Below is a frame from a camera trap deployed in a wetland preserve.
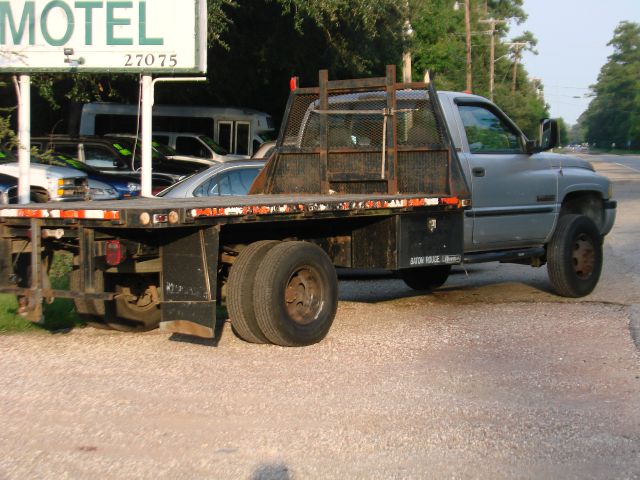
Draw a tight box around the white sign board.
[0,0,207,73]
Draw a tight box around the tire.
[254,241,338,347]
[547,214,603,297]
[227,240,280,343]
[399,265,451,290]
[70,268,111,330]
[105,274,161,332]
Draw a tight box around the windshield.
[197,135,229,155]
[151,140,180,156]
[48,153,101,173]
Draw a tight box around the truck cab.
[437,91,616,254]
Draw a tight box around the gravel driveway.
[1,290,638,479]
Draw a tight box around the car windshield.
[197,135,229,155]
[151,141,180,157]
[47,153,101,173]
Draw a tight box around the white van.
[79,103,275,156]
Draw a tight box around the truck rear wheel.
[547,214,603,297]
[254,241,338,347]
[399,265,451,290]
[70,268,110,329]
[227,240,280,343]
[105,274,161,332]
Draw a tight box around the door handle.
[472,167,485,177]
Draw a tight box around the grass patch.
[0,252,83,334]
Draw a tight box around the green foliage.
[0,0,548,144]
[0,252,82,334]
[410,0,547,136]
[581,21,640,149]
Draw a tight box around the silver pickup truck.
[428,91,616,298]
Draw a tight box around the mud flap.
[160,227,219,338]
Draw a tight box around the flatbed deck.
[0,193,465,227]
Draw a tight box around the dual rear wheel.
[227,240,338,347]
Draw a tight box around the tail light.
[105,240,126,266]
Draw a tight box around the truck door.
[454,101,557,249]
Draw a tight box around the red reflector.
[105,240,126,266]
[289,76,299,91]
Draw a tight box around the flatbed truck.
[0,66,470,346]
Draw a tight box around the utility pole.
[402,1,414,83]
[464,0,472,93]
[454,0,473,92]
[479,18,506,101]
[507,42,529,93]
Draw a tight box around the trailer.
[0,66,470,346]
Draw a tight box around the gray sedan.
[156,160,265,198]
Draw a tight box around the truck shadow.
[338,265,558,305]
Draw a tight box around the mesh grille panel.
[268,82,467,197]
[397,151,449,194]
[269,153,321,194]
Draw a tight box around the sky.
[509,0,640,125]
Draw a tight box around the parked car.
[251,141,276,159]
[152,132,249,163]
[105,134,216,168]
[0,173,49,204]
[40,152,141,199]
[157,160,265,198]
[31,135,205,185]
[0,150,88,202]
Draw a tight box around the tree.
[409,0,546,138]
[582,21,640,149]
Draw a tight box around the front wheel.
[254,241,338,347]
[547,214,603,297]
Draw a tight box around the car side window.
[84,146,123,170]
[152,135,170,145]
[176,136,207,158]
[193,168,260,197]
[52,145,79,158]
[458,105,523,154]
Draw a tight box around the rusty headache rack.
[252,64,470,200]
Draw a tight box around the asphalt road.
[0,154,638,479]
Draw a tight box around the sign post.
[0,0,208,201]
[17,74,30,204]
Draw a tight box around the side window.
[53,145,80,158]
[152,135,170,146]
[218,122,233,152]
[235,122,250,156]
[192,168,260,197]
[84,146,122,170]
[176,136,207,157]
[458,105,523,154]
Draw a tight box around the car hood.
[539,153,595,171]
[0,162,88,179]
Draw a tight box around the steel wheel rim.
[284,266,323,325]
[572,233,595,279]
